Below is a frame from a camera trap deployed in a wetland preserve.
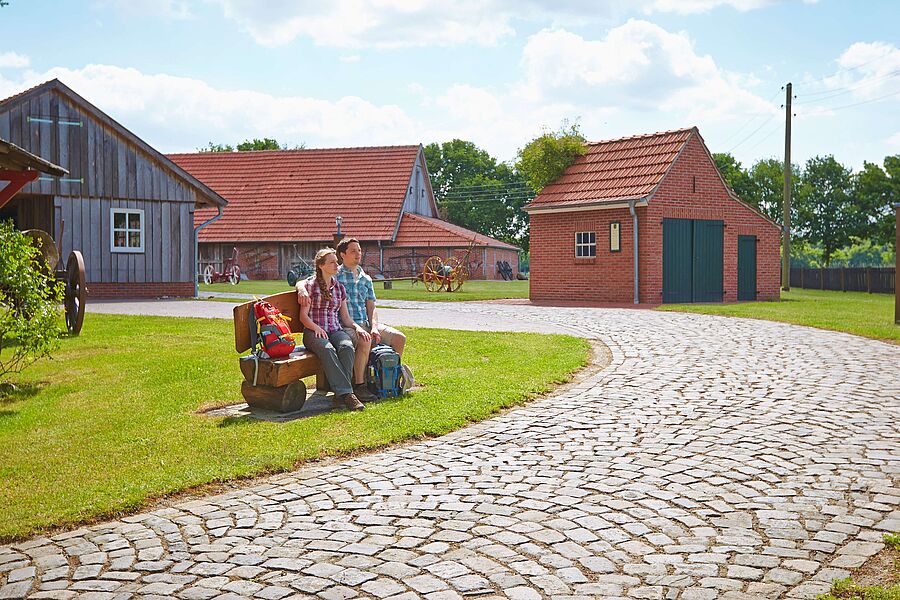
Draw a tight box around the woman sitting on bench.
[297,248,371,411]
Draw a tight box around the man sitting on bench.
[298,237,406,401]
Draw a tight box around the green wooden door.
[663,218,693,303]
[692,220,724,302]
[737,235,757,301]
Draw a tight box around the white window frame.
[575,231,596,258]
[110,208,145,253]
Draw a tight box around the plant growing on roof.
[515,120,587,194]
[0,220,64,388]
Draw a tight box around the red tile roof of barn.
[526,127,696,210]
[394,213,518,250]
[169,145,421,242]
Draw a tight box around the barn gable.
[0,79,225,207]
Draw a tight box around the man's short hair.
[336,237,360,260]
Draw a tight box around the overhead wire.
[796,69,900,102]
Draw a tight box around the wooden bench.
[233,291,329,412]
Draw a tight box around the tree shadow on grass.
[217,415,257,428]
[0,381,46,405]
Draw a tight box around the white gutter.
[628,199,639,305]
[193,206,223,298]
[525,198,648,215]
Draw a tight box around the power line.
[799,87,900,116]
[796,69,900,101]
[727,113,780,153]
[798,48,898,94]
[434,182,531,193]
[718,88,782,147]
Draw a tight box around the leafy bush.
[0,220,64,383]
[516,121,587,194]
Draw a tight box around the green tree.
[199,138,305,152]
[0,221,64,384]
[424,140,530,249]
[712,153,754,203]
[515,122,587,194]
[199,142,234,152]
[796,155,864,266]
[854,155,899,246]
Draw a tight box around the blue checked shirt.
[335,264,376,326]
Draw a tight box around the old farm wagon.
[0,137,88,333]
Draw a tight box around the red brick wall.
[529,135,781,304]
[88,282,195,299]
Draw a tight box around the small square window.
[575,231,596,258]
[610,221,621,252]
[111,208,144,253]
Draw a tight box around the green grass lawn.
[658,288,899,343]
[202,278,530,302]
[0,313,588,540]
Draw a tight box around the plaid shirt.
[305,277,347,333]
[335,264,376,326]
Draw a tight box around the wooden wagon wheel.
[202,265,214,285]
[422,256,446,292]
[65,251,87,336]
[444,257,464,292]
[228,265,241,285]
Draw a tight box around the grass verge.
[818,534,900,599]
[0,312,588,540]
[202,279,530,302]
[658,288,899,344]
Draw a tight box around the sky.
[0,0,898,171]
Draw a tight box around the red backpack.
[250,300,296,358]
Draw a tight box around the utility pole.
[782,82,792,292]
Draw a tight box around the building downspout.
[378,240,384,273]
[628,200,639,304]
[193,206,223,298]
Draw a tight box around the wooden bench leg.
[241,381,307,412]
[316,369,331,394]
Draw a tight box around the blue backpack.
[366,344,402,398]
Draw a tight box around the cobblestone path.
[2,305,899,599]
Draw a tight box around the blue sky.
[1,0,898,170]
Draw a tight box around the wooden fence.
[788,267,895,294]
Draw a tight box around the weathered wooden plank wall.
[53,197,194,283]
[0,87,206,285]
[0,89,197,203]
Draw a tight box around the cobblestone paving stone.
[3,303,899,599]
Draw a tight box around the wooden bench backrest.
[233,290,304,353]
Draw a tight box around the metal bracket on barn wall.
[0,170,38,210]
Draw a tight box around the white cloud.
[0,52,30,69]
[211,0,516,48]
[339,55,361,63]
[648,0,780,14]
[518,21,777,122]
[92,0,192,20]
[208,0,800,48]
[0,65,418,152]
[887,131,900,148]
[797,41,900,119]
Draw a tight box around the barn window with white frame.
[110,208,144,253]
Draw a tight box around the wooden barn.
[0,79,227,298]
[169,146,519,281]
[525,127,781,304]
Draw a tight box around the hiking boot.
[341,393,365,411]
[353,383,378,403]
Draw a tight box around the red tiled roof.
[526,127,696,210]
[394,213,518,250]
[169,146,422,241]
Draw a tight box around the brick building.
[170,146,518,281]
[525,127,780,304]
